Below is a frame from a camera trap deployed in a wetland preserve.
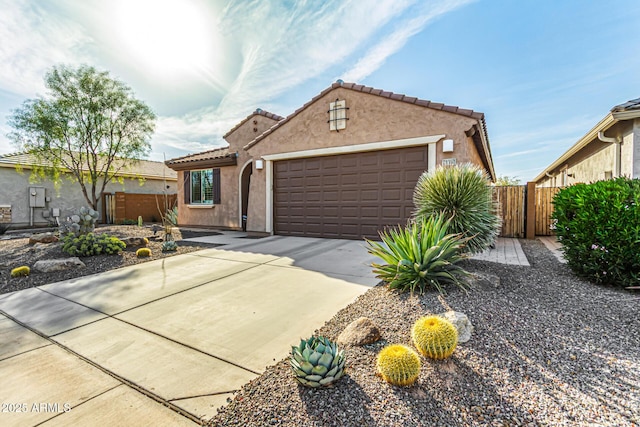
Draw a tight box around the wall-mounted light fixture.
[442,139,454,153]
[255,159,264,170]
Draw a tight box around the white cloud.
[0,1,92,97]
[342,0,473,82]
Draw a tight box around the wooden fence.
[492,184,561,238]
[103,192,177,224]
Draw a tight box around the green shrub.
[413,163,500,254]
[62,233,126,257]
[366,213,469,295]
[551,177,640,288]
[165,206,178,226]
[117,218,138,225]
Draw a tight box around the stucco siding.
[0,167,175,227]
[177,166,240,229]
[568,143,616,184]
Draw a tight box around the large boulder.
[29,232,58,244]
[121,237,148,248]
[337,317,381,346]
[438,311,473,343]
[33,257,85,273]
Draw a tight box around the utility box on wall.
[29,187,46,208]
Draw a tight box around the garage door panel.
[274,146,428,239]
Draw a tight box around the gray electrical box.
[29,187,46,208]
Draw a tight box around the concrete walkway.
[0,236,378,425]
[538,235,566,263]
[0,233,530,425]
[470,237,530,266]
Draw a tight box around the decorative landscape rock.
[28,232,58,244]
[438,311,473,343]
[121,237,148,248]
[337,317,381,346]
[470,271,500,289]
[33,257,85,273]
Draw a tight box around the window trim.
[184,168,221,206]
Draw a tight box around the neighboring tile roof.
[612,97,640,112]
[0,152,177,180]
[244,81,487,150]
[164,147,236,168]
[223,108,285,139]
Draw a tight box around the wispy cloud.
[0,1,91,97]
[153,0,471,156]
[342,0,473,82]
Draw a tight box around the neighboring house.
[166,81,495,240]
[535,97,640,187]
[0,153,177,227]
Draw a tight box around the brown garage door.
[274,146,428,240]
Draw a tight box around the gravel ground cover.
[209,239,639,427]
[0,225,219,295]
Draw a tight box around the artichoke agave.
[290,336,345,387]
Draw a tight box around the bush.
[413,163,500,254]
[552,177,640,288]
[366,213,469,295]
[161,240,178,252]
[62,233,126,257]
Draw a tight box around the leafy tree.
[8,64,156,210]
[494,175,521,186]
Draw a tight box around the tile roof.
[223,108,285,139]
[611,97,640,112]
[0,152,177,180]
[164,147,238,170]
[243,81,487,150]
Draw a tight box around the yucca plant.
[366,213,470,295]
[413,163,500,254]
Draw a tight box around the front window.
[191,169,213,204]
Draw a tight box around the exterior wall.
[176,166,239,229]
[568,143,616,184]
[0,166,176,227]
[245,88,482,233]
[621,126,634,177]
[175,113,281,229]
[633,119,640,178]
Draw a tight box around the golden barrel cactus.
[136,247,151,258]
[376,344,421,386]
[411,315,458,359]
[10,266,30,277]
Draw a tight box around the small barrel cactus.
[290,336,345,388]
[376,344,421,386]
[411,315,458,359]
[161,240,178,252]
[11,266,31,278]
[136,247,152,258]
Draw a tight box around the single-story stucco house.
[166,81,495,240]
[0,152,177,227]
[534,97,640,187]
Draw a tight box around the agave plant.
[290,336,345,388]
[413,163,500,254]
[366,213,470,295]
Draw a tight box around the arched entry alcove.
[239,161,253,231]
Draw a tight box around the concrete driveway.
[0,235,379,426]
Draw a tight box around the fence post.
[526,182,536,239]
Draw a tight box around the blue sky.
[1,0,639,181]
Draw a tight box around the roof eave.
[533,113,617,182]
[166,156,238,171]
